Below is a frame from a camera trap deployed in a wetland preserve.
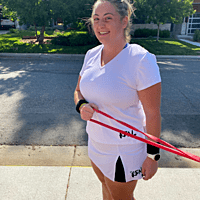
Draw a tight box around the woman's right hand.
[79,103,98,121]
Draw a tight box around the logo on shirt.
[119,130,137,139]
[130,167,142,178]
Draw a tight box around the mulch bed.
[21,36,56,44]
[22,36,54,39]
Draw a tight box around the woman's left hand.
[142,157,158,181]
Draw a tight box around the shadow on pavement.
[0,57,88,146]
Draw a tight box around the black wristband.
[76,99,88,113]
[147,144,160,155]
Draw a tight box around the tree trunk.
[34,22,38,41]
[34,23,45,44]
[38,26,45,44]
[157,23,160,42]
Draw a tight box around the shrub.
[51,31,99,46]
[193,29,200,42]
[160,30,171,38]
[9,28,20,34]
[51,36,70,46]
[44,30,54,36]
[68,32,99,46]
[133,29,155,38]
[133,28,170,38]
[28,26,35,31]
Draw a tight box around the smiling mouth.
[99,32,110,35]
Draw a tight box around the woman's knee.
[91,160,137,200]
[104,176,137,200]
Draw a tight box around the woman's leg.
[91,160,137,200]
[104,176,137,200]
[91,160,113,200]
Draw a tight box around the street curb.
[1,53,200,60]
[0,145,199,168]
[156,55,200,59]
[0,53,85,61]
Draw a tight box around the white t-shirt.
[79,43,161,145]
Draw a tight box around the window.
[187,12,200,34]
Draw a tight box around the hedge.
[51,32,100,46]
[193,29,200,42]
[133,28,170,38]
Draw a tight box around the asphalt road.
[0,55,200,147]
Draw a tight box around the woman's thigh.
[104,176,137,200]
[91,160,137,200]
[91,160,105,183]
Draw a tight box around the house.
[173,0,200,36]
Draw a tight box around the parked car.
[0,16,15,30]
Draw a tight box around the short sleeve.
[80,50,90,77]
[136,52,161,91]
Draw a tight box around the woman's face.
[92,1,128,46]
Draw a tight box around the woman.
[74,0,161,199]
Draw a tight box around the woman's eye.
[105,17,112,20]
[94,18,99,21]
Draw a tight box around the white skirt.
[88,137,147,182]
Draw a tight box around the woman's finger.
[143,171,151,180]
[89,103,98,111]
[80,103,97,121]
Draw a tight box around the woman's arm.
[137,82,161,180]
[137,82,161,140]
[74,75,85,105]
[74,75,98,121]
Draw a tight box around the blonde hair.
[88,0,135,43]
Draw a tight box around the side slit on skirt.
[114,156,126,182]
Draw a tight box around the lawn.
[0,30,200,55]
[131,38,200,55]
[0,30,96,54]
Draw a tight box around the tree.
[1,6,17,22]
[51,0,93,28]
[0,0,94,44]
[134,0,196,41]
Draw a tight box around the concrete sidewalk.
[0,166,199,200]
[0,145,200,200]
[179,38,200,47]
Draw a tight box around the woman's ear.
[122,16,128,29]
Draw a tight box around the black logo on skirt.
[130,167,142,178]
[119,130,137,139]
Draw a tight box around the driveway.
[0,30,9,34]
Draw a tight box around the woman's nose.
[98,19,106,27]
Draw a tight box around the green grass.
[0,30,200,55]
[130,38,200,55]
[0,30,95,54]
